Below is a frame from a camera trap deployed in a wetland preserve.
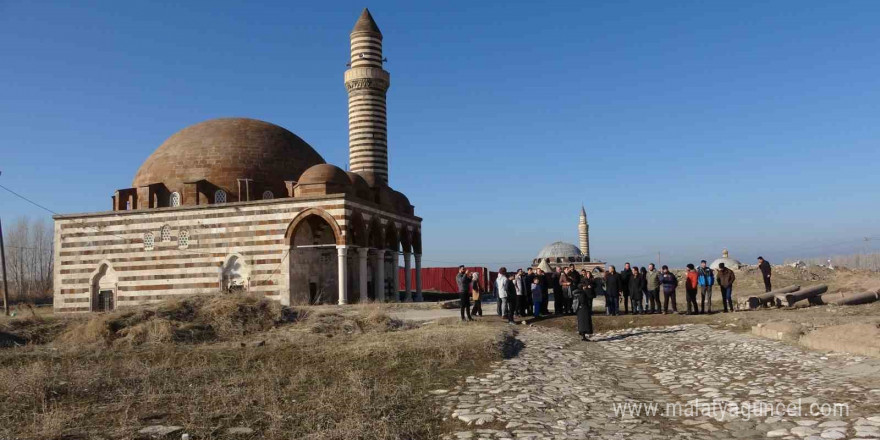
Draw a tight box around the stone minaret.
[345,9,391,186]
[579,205,590,262]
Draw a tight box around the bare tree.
[1,216,54,303]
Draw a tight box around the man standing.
[685,264,699,315]
[645,263,661,314]
[604,265,622,316]
[496,268,514,324]
[628,266,644,315]
[697,260,715,314]
[524,268,535,316]
[659,265,678,314]
[538,268,550,314]
[551,267,564,314]
[620,262,632,314]
[559,267,572,314]
[758,256,772,292]
[514,269,526,317]
[716,262,736,312]
[455,266,473,322]
[568,264,581,314]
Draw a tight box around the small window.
[215,190,227,204]
[160,225,171,242]
[144,232,154,250]
[178,229,189,249]
[262,190,274,200]
[170,192,181,207]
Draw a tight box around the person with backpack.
[659,265,678,314]
[697,260,715,314]
[685,264,699,315]
[716,262,737,312]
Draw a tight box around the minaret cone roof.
[580,205,587,221]
[352,8,382,36]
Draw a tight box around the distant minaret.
[345,8,391,186]
[579,205,590,262]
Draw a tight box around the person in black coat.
[604,266,623,316]
[524,268,536,316]
[758,256,772,292]
[620,262,632,314]
[576,271,597,340]
[628,267,644,314]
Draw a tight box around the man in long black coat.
[604,266,623,316]
[620,262,632,314]
[758,257,772,292]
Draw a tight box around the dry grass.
[0,294,507,439]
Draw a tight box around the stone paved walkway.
[438,324,880,440]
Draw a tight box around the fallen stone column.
[774,285,827,307]
[741,285,800,309]
[825,290,880,306]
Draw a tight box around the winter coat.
[686,271,698,290]
[604,272,623,297]
[759,260,772,277]
[496,275,509,299]
[646,269,660,290]
[531,283,543,302]
[629,273,643,301]
[456,273,472,294]
[660,272,678,294]
[471,280,481,301]
[697,267,715,286]
[620,269,632,295]
[717,267,736,287]
[514,275,526,296]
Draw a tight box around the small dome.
[536,241,582,259]
[133,118,325,200]
[346,171,373,200]
[298,164,351,187]
[710,250,742,270]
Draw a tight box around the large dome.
[536,241,582,259]
[133,118,325,201]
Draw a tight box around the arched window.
[144,232,154,251]
[178,229,189,249]
[170,192,181,207]
[215,190,227,204]
[262,190,274,200]
[160,225,171,242]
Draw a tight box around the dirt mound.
[307,308,415,336]
[56,294,300,347]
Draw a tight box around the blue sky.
[1,0,879,268]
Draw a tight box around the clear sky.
[2,0,879,269]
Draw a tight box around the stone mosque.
[52,9,423,312]
[532,206,605,273]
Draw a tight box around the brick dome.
[133,118,325,201]
[298,164,351,186]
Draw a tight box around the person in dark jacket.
[575,271,596,340]
[551,267,564,314]
[659,265,678,314]
[568,264,581,314]
[620,262,632,314]
[716,263,737,312]
[538,268,550,314]
[604,265,623,316]
[758,256,772,292]
[455,266,473,322]
[697,260,715,314]
[524,268,535,316]
[628,267,644,314]
[530,276,543,319]
[639,266,649,311]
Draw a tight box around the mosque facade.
[52,9,422,312]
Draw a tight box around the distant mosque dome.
[710,249,743,270]
[536,241,582,260]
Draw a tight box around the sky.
[1,0,879,269]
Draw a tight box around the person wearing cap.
[716,262,737,312]
[697,260,715,314]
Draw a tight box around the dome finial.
[352,8,382,36]
[722,248,729,258]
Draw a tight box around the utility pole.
[0,218,9,316]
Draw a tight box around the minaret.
[345,8,391,186]
[578,205,590,262]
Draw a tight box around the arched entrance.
[285,209,343,305]
[90,262,118,312]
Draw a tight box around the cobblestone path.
[438,324,880,440]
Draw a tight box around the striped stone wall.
[345,20,390,185]
[53,196,421,313]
